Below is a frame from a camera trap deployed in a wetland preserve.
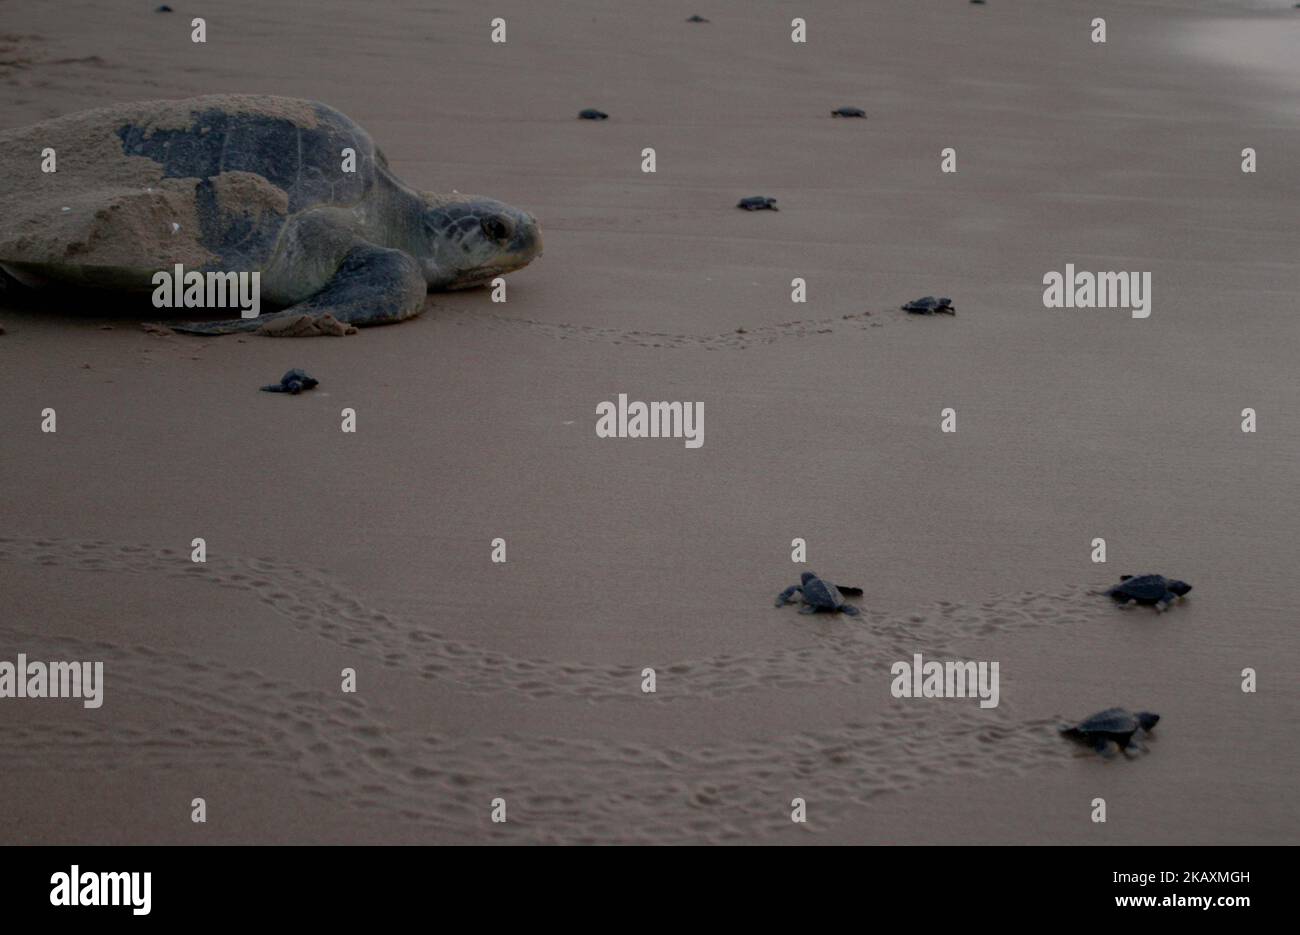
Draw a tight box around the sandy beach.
[1,0,1297,844]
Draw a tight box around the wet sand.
[1,0,1297,844]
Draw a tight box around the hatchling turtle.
[737,196,778,211]
[686,15,710,23]
[831,107,867,118]
[260,368,318,394]
[775,571,864,616]
[1060,708,1159,758]
[0,95,542,335]
[578,109,609,120]
[1105,574,1192,611]
[901,296,955,314]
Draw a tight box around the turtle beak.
[511,212,542,264]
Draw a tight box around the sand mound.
[0,96,322,271]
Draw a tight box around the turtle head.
[1168,580,1192,597]
[800,572,817,585]
[1136,712,1160,731]
[415,193,542,290]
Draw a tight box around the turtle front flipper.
[775,585,801,607]
[166,307,312,336]
[836,585,864,596]
[1094,737,1120,758]
[165,244,427,336]
[1123,733,1149,757]
[280,243,427,328]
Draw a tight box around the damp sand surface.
[1,0,1298,844]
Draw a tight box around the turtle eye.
[480,214,513,242]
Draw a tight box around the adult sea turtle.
[0,95,542,335]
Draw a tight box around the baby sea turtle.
[0,96,542,335]
[1105,574,1192,612]
[831,107,866,118]
[737,196,778,211]
[902,296,955,315]
[775,571,864,616]
[1060,708,1159,758]
[686,15,710,23]
[261,368,318,394]
[578,109,609,121]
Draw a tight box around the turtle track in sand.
[440,307,888,350]
[0,33,112,78]
[0,624,1063,844]
[0,535,1100,704]
[0,33,117,98]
